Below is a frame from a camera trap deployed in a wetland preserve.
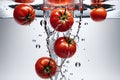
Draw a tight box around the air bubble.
[66,60,70,64]
[32,39,36,42]
[63,69,68,73]
[62,65,66,67]
[88,59,90,62]
[70,73,73,75]
[74,36,80,43]
[38,34,42,37]
[75,62,81,67]
[84,22,88,25]
[81,38,85,41]
[81,78,84,80]
[40,20,47,26]
[36,44,41,49]
[83,48,85,50]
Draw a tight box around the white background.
[0,18,120,80]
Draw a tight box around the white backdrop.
[0,18,120,80]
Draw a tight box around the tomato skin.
[50,8,74,32]
[90,7,107,22]
[13,4,35,25]
[35,57,57,79]
[48,0,72,5]
[15,0,34,3]
[54,37,76,58]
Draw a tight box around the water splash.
[39,0,84,80]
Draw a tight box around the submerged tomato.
[35,57,57,79]
[13,4,35,25]
[15,0,34,3]
[48,0,72,5]
[50,8,74,32]
[90,7,107,22]
[91,0,104,5]
[54,37,76,58]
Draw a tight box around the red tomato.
[50,8,74,32]
[15,0,34,3]
[48,0,72,5]
[13,4,35,25]
[91,0,104,5]
[35,57,57,79]
[54,37,76,58]
[90,7,107,22]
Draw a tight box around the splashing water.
[38,0,84,80]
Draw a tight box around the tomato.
[91,0,103,5]
[15,0,34,3]
[35,57,57,79]
[50,8,74,32]
[54,37,76,58]
[90,7,107,22]
[13,4,35,25]
[48,0,72,5]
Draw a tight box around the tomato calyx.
[64,37,74,45]
[67,38,72,44]
[59,8,68,21]
[44,66,53,74]
[25,9,34,23]
[43,59,54,77]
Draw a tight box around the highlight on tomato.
[54,37,76,58]
[13,4,35,25]
[35,57,57,79]
[90,7,107,22]
[50,8,74,32]
[15,0,34,3]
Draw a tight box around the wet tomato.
[15,0,34,3]
[13,4,35,25]
[48,0,72,5]
[35,57,57,79]
[54,37,76,58]
[90,7,107,22]
[50,8,74,32]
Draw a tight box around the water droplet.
[66,60,70,64]
[81,78,84,80]
[38,34,42,37]
[36,44,41,49]
[32,39,36,42]
[74,36,80,43]
[81,38,85,41]
[76,21,79,23]
[40,20,47,26]
[84,22,88,25]
[88,59,90,62]
[70,73,73,75]
[75,62,81,67]
[83,48,85,50]
[62,65,66,67]
[63,69,68,73]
